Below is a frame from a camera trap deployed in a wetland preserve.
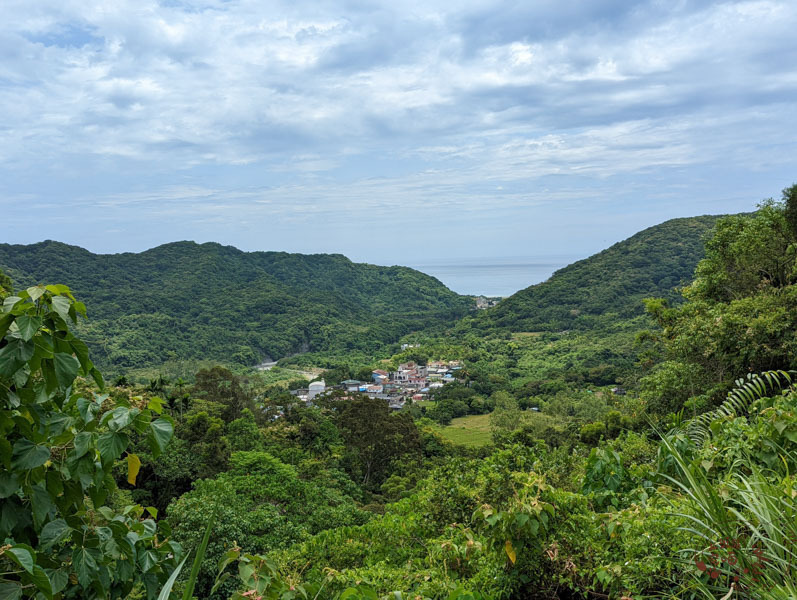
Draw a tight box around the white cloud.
[1,0,796,261]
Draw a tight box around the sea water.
[408,255,581,298]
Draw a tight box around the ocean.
[408,255,581,297]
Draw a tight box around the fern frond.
[687,370,794,445]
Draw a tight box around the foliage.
[581,446,653,510]
[167,450,370,598]
[642,200,797,413]
[333,396,423,487]
[192,366,256,423]
[660,442,797,598]
[0,285,177,599]
[0,242,470,371]
[654,371,797,598]
[684,370,793,446]
[687,200,795,302]
[0,269,12,297]
[488,392,521,439]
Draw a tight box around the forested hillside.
[467,215,722,334]
[415,215,727,409]
[0,241,470,370]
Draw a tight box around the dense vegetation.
[0,241,471,372]
[2,184,796,600]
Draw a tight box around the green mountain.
[468,215,723,334]
[0,241,470,370]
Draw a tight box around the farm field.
[437,413,492,447]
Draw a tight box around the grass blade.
[182,512,216,600]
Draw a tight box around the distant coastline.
[409,255,581,297]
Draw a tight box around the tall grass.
[158,514,216,600]
[659,437,797,599]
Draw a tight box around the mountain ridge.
[1,213,729,370]
[0,240,471,370]
[458,214,725,335]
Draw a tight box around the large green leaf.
[77,396,100,424]
[72,548,97,588]
[104,406,134,432]
[40,519,71,549]
[0,582,22,600]
[50,295,72,322]
[0,313,14,339]
[26,286,46,302]
[53,352,79,389]
[3,296,23,312]
[138,549,159,573]
[147,417,174,458]
[0,472,19,498]
[11,439,50,470]
[69,338,91,372]
[73,432,94,459]
[97,431,129,463]
[44,284,70,296]
[30,565,53,600]
[48,569,68,595]
[15,315,42,342]
[17,339,35,362]
[0,343,23,378]
[6,546,34,574]
[90,367,104,390]
[31,483,55,526]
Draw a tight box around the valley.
[2,191,797,600]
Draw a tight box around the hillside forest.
[1,184,797,600]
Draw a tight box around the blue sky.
[2,0,797,269]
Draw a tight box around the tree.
[489,391,521,437]
[335,396,421,487]
[181,411,231,477]
[226,408,266,453]
[167,450,368,598]
[0,285,177,599]
[193,366,254,423]
[687,200,795,302]
[642,191,797,412]
[783,183,797,238]
[0,268,12,297]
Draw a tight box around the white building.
[308,380,326,400]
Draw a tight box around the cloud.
[1,0,796,266]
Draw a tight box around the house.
[372,369,389,384]
[395,362,427,381]
[341,379,361,392]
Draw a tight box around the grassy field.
[437,413,493,447]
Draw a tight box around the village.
[290,360,463,409]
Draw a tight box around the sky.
[2,0,797,279]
